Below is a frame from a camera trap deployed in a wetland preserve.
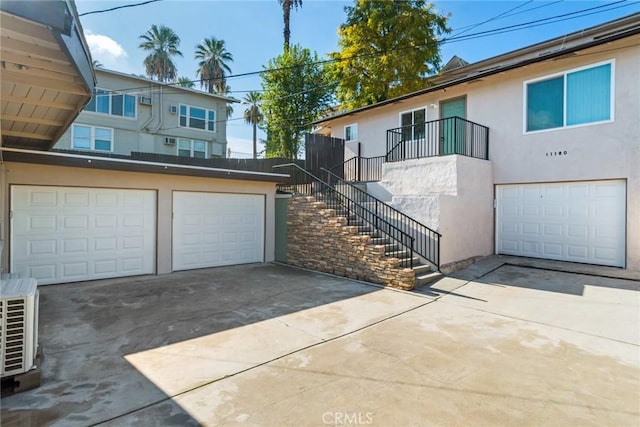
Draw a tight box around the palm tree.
[243,91,263,159]
[278,0,302,50]
[92,59,102,68]
[194,37,233,94]
[177,76,195,88]
[139,24,182,82]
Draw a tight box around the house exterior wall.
[320,37,639,271]
[0,162,276,275]
[54,69,230,158]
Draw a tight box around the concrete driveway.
[1,260,639,426]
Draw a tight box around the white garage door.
[496,180,626,267]
[11,186,156,285]
[172,192,264,271]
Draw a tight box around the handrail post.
[453,117,458,155]
[485,126,490,160]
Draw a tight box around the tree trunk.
[252,122,257,159]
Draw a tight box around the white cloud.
[86,33,128,61]
[85,31,139,74]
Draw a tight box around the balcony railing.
[387,116,489,162]
[328,155,385,182]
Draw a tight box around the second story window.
[72,124,113,152]
[179,105,216,132]
[525,61,613,132]
[84,89,136,118]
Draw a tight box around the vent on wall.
[0,278,39,378]
[169,105,178,114]
[138,96,152,105]
[164,137,177,145]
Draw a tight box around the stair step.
[411,264,432,275]
[355,225,374,233]
[395,256,420,265]
[370,237,391,245]
[385,250,410,258]
[415,271,443,287]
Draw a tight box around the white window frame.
[179,104,216,132]
[344,123,358,142]
[398,106,428,141]
[522,59,615,135]
[71,124,114,152]
[83,88,137,119]
[177,138,208,158]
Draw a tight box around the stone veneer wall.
[286,196,416,290]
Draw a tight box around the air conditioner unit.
[1,277,39,378]
[164,137,177,145]
[138,96,152,105]
[169,105,178,114]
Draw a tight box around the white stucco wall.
[322,37,640,271]
[1,162,277,276]
[374,156,493,266]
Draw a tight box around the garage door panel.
[497,180,625,267]
[543,242,563,257]
[11,186,156,284]
[173,192,265,271]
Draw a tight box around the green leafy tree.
[243,91,264,159]
[329,0,450,109]
[278,0,302,50]
[261,45,334,159]
[177,76,195,88]
[139,24,182,82]
[195,37,233,94]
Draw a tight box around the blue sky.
[76,0,640,157]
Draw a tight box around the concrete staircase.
[334,206,443,288]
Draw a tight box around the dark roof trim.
[315,13,640,124]
[0,1,72,34]
[0,148,289,183]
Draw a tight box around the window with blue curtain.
[566,63,611,126]
[526,62,612,132]
[526,77,564,131]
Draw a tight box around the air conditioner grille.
[3,298,26,374]
[1,278,38,378]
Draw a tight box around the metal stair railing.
[322,168,441,269]
[273,163,417,268]
[328,155,386,182]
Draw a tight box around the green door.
[441,98,466,155]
